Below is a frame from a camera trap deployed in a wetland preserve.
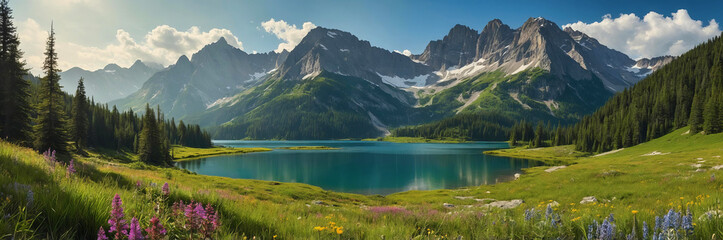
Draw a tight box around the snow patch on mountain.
[340,49,350,52]
[435,58,488,82]
[319,44,328,50]
[511,62,533,75]
[327,31,338,38]
[377,72,430,88]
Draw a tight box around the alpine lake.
[175,140,542,195]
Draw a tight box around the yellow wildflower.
[632,210,639,214]
[336,227,343,235]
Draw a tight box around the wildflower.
[314,226,326,231]
[97,226,108,240]
[642,221,648,240]
[682,209,693,235]
[145,216,167,240]
[128,217,144,240]
[523,208,537,221]
[632,210,639,214]
[587,221,595,240]
[67,159,76,175]
[336,226,343,235]
[654,216,661,233]
[135,180,142,190]
[597,218,615,240]
[162,183,170,196]
[108,194,129,239]
[662,209,680,230]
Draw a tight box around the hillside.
[573,33,723,152]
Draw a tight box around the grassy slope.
[1,128,721,238]
[483,145,591,164]
[171,145,271,161]
[389,127,722,210]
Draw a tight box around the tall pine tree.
[34,23,69,155]
[0,0,32,145]
[71,78,89,149]
[138,104,163,165]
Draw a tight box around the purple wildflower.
[194,202,208,222]
[145,216,167,240]
[97,226,108,240]
[128,217,144,240]
[369,206,412,218]
[162,182,169,196]
[108,194,129,239]
[67,159,76,175]
[136,180,142,190]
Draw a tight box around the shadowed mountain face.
[59,60,161,103]
[110,37,288,118]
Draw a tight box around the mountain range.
[105,17,673,139]
[59,60,162,103]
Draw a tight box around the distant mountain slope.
[110,37,288,118]
[59,60,161,103]
[573,33,723,152]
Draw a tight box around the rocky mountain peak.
[175,55,191,66]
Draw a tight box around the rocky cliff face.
[415,18,671,92]
[276,27,434,88]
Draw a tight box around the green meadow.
[1,127,721,239]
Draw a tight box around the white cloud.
[563,9,721,59]
[18,19,245,74]
[261,18,316,53]
[394,49,412,57]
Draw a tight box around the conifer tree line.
[0,0,211,165]
[391,112,512,141]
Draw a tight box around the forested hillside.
[573,33,723,152]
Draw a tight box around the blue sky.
[9,0,722,73]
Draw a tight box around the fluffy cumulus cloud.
[261,18,316,53]
[18,19,245,74]
[563,9,721,59]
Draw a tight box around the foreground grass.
[361,136,466,143]
[172,145,271,161]
[1,127,722,239]
[276,146,340,150]
[484,145,591,165]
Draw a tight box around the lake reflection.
[176,140,541,195]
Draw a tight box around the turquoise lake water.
[175,140,542,195]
